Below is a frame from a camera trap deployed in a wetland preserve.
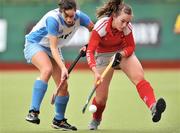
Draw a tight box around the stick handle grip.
[68,50,85,73]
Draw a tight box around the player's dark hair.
[114,3,133,17]
[96,0,133,19]
[96,0,123,18]
[58,0,77,11]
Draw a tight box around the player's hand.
[61,67,69,81]
[79,44,88,57]
[94,72,103,84]
[92,67,103,84]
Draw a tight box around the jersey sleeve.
[123,32,136,57]
[122,24,135,57]
[78,10,92,27]
[93,17,109,37]
[86,30,101,68]
[46,17,59,36]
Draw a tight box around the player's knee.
[96,96,108,105]
[131,73,145,85]
[59,81,68,94]
[41,67,53,79]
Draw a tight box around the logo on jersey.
[59,31,72,39]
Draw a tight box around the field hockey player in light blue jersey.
[24,0,94,131]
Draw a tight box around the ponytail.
[96,0,123,18]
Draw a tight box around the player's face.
[112,12,132,31]
[62,9,76,27]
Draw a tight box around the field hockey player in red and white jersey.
[86,0,166,130]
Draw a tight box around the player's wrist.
[91,66,98,74]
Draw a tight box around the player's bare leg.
[50,59,77,130]
[120,54,166,122]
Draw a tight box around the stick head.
[82,103,88,114]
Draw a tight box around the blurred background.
[0,0,180,70]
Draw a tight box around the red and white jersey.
[86,16,135,68]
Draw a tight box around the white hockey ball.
[89,104,97,113]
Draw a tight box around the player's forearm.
[51,48,66,69]
[91,66,98,74]
[86,49,96,69]
[123,32,136,57]
[86,30,100,68]
[122,46,135,57]
[49,35,66,69]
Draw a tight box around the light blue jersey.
[26,8,91,48]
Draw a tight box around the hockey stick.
[51,49,86,105]
[82,52,121,113]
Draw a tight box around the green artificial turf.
[0,70,179,133]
